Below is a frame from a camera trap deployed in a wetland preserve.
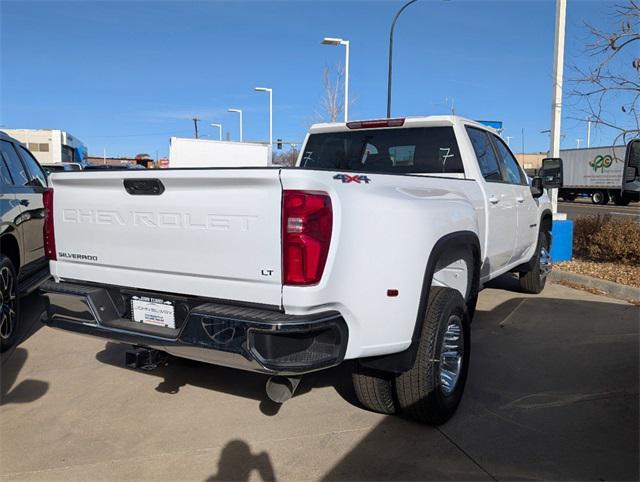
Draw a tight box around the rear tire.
[395,287,470,425]
[352,363,396,414]
[591,190,609,205]
[519,230,551,294]
[612,193,631,206]
[0,256,19,353]
[562,192,576,202]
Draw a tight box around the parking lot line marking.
[499,299,527,327]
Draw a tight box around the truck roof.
[308,115,495,134]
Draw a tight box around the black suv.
[0,131,50,351]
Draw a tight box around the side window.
[17,145,47,187]
[466,127,502,182]
[0,140,29,187]
[492,135,526,185]
[0,157,14,186]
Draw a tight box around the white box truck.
[169,137,270,168]
[558,145,640,205]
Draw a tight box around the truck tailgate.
[49,169,283,307]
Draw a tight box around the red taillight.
[346,118,405,129]
[43,188,56,260]
[282,190,332,285]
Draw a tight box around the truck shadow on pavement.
[93,293,638,480]
[95,342,358,416]
[318,295,639,481]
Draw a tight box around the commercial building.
[1,129,87,165]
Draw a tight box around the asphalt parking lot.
[559,198,640,220]
[1,277,638,481]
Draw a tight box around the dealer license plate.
[131,296,175,328]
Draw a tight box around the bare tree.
[272,147,299,167]
[318,63,345,123]
[570,1,640,143]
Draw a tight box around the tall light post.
[228,109,243,142]
[255,87,273,162]
[506,135,513,146]
[387,0,420,118]
[587,117,592,148]
[210,123,222,141]
[549,0,567,216]
[321,37,350,122]
[576,138,583,148]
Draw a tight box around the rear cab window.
[300,126,464,176]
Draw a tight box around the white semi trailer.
[169,137,270,168]
[558,145,640,205]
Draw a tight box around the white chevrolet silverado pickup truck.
[39,116,553,424]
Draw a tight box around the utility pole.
[549,0,567,216]
[192,117,200,139]
[506,136,512,146]
[586,117,592,148]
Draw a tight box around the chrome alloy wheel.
[438,315,464,396]
[0,266,17,341]
[539,244,552,280]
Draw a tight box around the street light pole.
[576,138,582,149]
[549,0,567,217]
[210,123,222,141]
[255,87,273,160]
[321,37,350,122]
[228,109,243,142]
[587,117,592,148]
[387,0,419,118]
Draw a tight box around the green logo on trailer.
[589,154,618,173]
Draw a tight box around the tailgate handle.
[123,179,165,195]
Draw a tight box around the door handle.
[489,195,500,204]
[19,199,30,207]
[516,196,525,203]
[123,178,165,196]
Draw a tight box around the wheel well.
[358,231,481,374]
[1,234,20,272]
[431,246,475,300]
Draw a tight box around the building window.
[28,143,39,152]
[39,143,49,152]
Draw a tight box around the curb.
[550,269,640,302]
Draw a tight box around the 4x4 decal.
[333,174,372,184]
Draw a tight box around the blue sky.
[0,0,629,158]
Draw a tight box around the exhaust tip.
[265,376,300,404]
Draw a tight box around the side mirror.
[530,176,544,198]
[540,157,563,188]
[624,139,640,180]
